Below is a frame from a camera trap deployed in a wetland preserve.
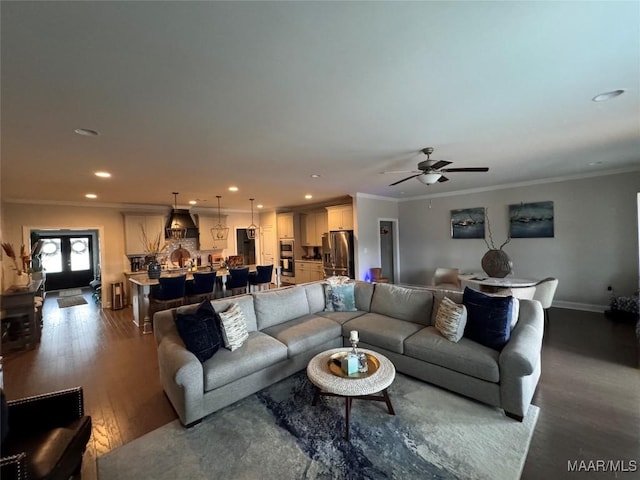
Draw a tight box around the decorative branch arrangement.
[140,225,169,255]
[1,242,31,275]
[483,208,511,250]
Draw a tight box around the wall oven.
[279,240,294,277]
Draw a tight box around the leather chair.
[151,275,187,311]
[533,277,559,325]
[367,267,390,283]
[225,267,250,296]
[1,386,92,480]
[432,267,461,290]
[185,272,217,303]
[248,265,274,292]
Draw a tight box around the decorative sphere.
[481,249,513,278]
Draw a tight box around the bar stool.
[226,267,250,296]
[150,275,187,311]
[248,265,274,292]
[185,272,217,304]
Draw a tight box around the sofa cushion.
[463,287,513,351]
[354,281,374,311]
[203,331,288,391]
[208,295,258,332]
[324,283,357,312]
[254,286,310,330]
[343,313,424,354]
[174,300,221,362]
[370,284,434,326]
[218,303,250,351]
[434,297,467,343]
[404,326,500,383]
[317,310,367,325]
[262,314,342,357]
[303,282,326,313]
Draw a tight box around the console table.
[1,279,43,352]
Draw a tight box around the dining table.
[458,273,539,299]
[128,265,281,334]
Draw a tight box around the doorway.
[236,229,256,266]
[34,231,97,291]
[379,220,395,283]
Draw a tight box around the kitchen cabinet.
[277,213,296,239]
[124,214,166,255]
[197,214,228,250]
[296,261,324,283]
[326,205,353,231]
[301,212,328,246]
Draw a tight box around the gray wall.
[396,171,640,310]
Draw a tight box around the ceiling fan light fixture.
[417,173,442,185]
[592,89,624,102]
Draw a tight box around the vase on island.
[147,257,162,279]
[481,249,512,278]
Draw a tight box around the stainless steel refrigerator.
[322,230,355,278]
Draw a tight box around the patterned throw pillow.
[323,282,357,312]
[434,296,467,343]
[218,302,249,351]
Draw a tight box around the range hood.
[165,209,199,239]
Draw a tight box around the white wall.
[396,171,640,310]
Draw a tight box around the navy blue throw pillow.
[462,287,513,351]
[174,299,222,362]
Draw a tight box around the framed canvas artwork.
[451,207,485,239]
[509,201,554,238]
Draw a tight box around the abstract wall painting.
[509,201,554,238]
[451,207,485,239]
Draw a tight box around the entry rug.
[57,295,88,308]
[98,372,539,480]
[58,288,83,297]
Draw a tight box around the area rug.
[58,288,83,297]
[57,295,88,308]
[98,372,538,479]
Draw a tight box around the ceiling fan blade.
[381,170,422,175]
[430,160,452,170]
[438,175,450,183]
[440,167,489,173]
[389,174,421,186]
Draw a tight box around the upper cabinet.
[326,204,353,231]
[277,213,296,239]
[302,212,328,246]
[123,214,166,255]
[197,214,228,250]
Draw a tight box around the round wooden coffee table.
[306,347,396,440]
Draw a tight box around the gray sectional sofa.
[153,281,544,427]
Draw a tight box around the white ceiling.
[2,1,639,213]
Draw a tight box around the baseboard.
[552,301,608,313]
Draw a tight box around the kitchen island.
[128,266,281,334]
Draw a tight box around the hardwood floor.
[2,292,638,479]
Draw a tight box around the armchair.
[1,386,92,480]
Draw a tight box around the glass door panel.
[40,234,94,291]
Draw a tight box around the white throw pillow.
[218,302,249,351]
[434,296,467,343]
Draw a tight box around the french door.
[39,234,95,291]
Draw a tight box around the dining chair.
[151,275,187,311]
[248,265,274,292]
[432,267,461,290]
[532,277,559,325]
[226,267,250,296]
[185,271,217,303]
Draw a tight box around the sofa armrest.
[7,387,84,435]
[499,300,544,376]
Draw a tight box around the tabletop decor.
[140,225,169,279]
[481,208,512,278]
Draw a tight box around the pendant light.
[210,195,229,247]
[166,192,187,240]
[247,198,257,240]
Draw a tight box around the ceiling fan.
[384,147,489,186]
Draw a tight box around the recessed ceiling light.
[85,193,97,199]
[94,171,111,178]
[74,128,100,136]
[592,90,625,102]
[588,161,604,166]
[310,174,321,178]
[228,186,239,192]
[257,204,264,209]
[305,194,313,199]
[189,200,197,205]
